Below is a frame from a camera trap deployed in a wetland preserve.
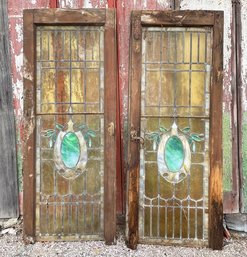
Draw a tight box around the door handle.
[130,129,144,149]
[108,122,115,136]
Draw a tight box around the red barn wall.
[8,0,244,215]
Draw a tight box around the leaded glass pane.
[139,27,212,244]
[35,26,104,240]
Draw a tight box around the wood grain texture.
[128,10,224,249]
[209,11,224,250]
[115,1,171,217]
[33,8,106,25]
[104,9,117,245]
[223,1,239,214]
[0,0,19,218]
[235,1,243,213]
[23,9,36,243]
[141,10,215,26]
[127,11,142,250]
[23,8,117,244]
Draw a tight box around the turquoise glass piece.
[61,132,80,168]
[164,136,184,173]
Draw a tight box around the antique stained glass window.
[138,27,212,245]
[35,26,104,240]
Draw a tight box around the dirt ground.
[0,219,247,257]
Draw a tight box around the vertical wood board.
[0,0,19,218]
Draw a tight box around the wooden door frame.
[127,10,224,250]
[23,8,117,244]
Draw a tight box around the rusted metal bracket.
[130,129,144,149]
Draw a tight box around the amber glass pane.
[36,26,104,240]
[140,27,212,243]
[36,26,104,114]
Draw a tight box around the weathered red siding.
[7,0,246,215]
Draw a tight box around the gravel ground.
[0,221,247,257]
[1,234,247,256]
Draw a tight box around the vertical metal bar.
[189,32,192,117]
[69,31,72,110]
[157,29,163,237]
[197,32,200,64]
[180,202,182,239]
[61,196,64,234]
[76,196,79,235]
[83,171,86,233]
[98,30,101,113]
[84,31,87,112]
[38,117,42,236]
[150,204,152,237]
[195,201,198,239]
[172,32,177,116]
[167,31,170,64]
[92,201,94,234]
[182,31,185,64]
[188,34,193,241]
[165,203,167,239]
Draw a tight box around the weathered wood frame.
[223,0,241,214]
[23,9,117,244]
[127,10,224,250]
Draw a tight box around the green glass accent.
[61,132,80,168]
[164,136,184,173]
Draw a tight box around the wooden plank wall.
[178,0,237,213]
[240,0,247,212]
[0,0,18,218]
[7,0,247,215]
[8,0,51,215]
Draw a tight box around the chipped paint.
[15,52,23,74]
[241,1,247,111]
[241,1,247,212]
[58,0,108,8]
[83,0,93,8]
[181,0,232,112]
[59,0,76,8]
[15,22,22,43]
[6,0,247,214]
[8,0,50,200]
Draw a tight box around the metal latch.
[130,129,144,149]
[108,122,115,137]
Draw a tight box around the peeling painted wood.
[241,0,247,214]
[235,0,243,213]
[127,11,142,250]
[58,0,108,8]
[23,9,36,242]
[0,0,19,218]
[223,0,240,214]
[116,0,171,217]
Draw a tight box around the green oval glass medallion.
[164,136,184,173]
[61,132,80,168]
